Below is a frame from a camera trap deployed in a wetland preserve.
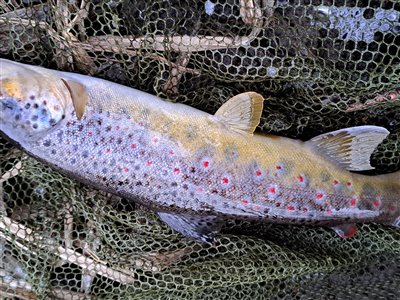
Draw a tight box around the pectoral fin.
[158,212,223,244]
[61,78,88,120]
[214,92,264,135]
[307,126,389,171]
[331,223,358,238]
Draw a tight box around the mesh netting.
[1,0,400,299]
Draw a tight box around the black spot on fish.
[49,119,57,126]
[51,149,56,155]
[61,114,65,119]
[106,125,112,132]
[32,115,38,121]
[82,150,89,158]
[30,95,35,100]
[320,172,331,182]
[41,109,47,115]
[33,103,39,109]
[32,123,38,129]
[73,145,79,151]
[102,168,108,174]
[42,100,47,105]
[24,103,31,109]
[15,114,21,121]
[78,125,84,131]
[361,183,376,196]
[135,181,143,186]
[70,158,76,164]
[43,140,51,147]
[171,182,178,187]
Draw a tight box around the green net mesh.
[1,0,399,299]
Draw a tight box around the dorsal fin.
[215,92,264,135]
[61,78,88,120]
[307,126,389,171]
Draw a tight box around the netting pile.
[1,0,400,299]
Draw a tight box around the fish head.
[0,59,78,142]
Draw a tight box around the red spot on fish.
[152,137,159,144]
[222,177,229,184]
[350,198,357,207]
[115,126,120,131]
[347,182,352,187]
[105,148,111,154]
[146,161,152,166]
[255,170,262,176]
[202,161,209,168]
[138,121,144,126]
[316,193,324,199]
[122,167,129,173]
[254,205,260,210]
[241,199,248,205]
[389,206,396,212]
[156,185,161,189]
[303,207,308,212]
[287,205,295,211]
[169,150,175,155]
[268,187,276,194]
[87,131,92,137]
[130,143,137,149]
[197,187,203,193]
[333,180,339,185]
[173,168,180,175]
[326,209,333,215]
[275,165,282,170]
[297,175,304,183]
[373,199,380,207]
[275,202,281,207]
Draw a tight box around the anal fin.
[331,224,358,238]
[158,212,222,244]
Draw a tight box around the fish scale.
[0,59,399,243]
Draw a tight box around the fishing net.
[1,0,399,299]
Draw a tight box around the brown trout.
[1,59,399,242]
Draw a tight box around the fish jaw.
[0,59,72,143]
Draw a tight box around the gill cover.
[0,59,87,140]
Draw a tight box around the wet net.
[1,0,400,299]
